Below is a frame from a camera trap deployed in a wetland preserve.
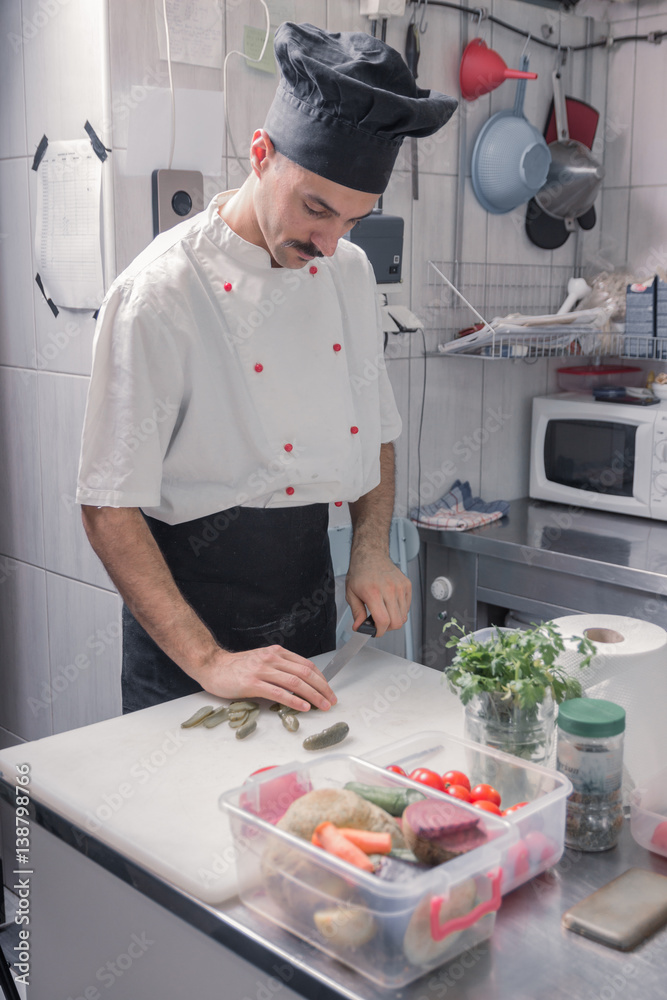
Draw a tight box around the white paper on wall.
[123,87,224,176]
[34,139,104,310]
[154,0,223,69]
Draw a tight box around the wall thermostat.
[151,169,204,237]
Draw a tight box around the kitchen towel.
[410,480,510,531]
[550,614,667,790]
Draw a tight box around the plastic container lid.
[557,698,625,737]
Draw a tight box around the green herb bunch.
[443,620,597,711]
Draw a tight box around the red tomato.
[444,783,472,802]
[651,820,667,853]
[470,783,502,807]
[409,768,445,792]
[442,770,471,791]
[472,799,502,815]
[386,764,407,777]
[502,802,529,817]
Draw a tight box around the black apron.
[122,504,336,713]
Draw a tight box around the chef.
[76,22,457,714]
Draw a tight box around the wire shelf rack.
[426,261,661,361]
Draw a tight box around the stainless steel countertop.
[418,498,667,598]
[220,820,667,1000]
[4,776,666,1000]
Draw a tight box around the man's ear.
[250,129,276,178]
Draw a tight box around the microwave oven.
[530,393,667,521]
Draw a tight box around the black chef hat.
[264,22,458,194]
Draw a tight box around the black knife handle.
[357,614,377,637]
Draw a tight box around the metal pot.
[534,71,604,227]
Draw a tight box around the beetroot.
[403,799,488,865]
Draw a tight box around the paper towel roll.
[551,614,667,789]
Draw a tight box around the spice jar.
[556,698,626,852]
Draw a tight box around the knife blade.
[322,615,377,683]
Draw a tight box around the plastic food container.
[220,753,512,988]
[557,364,643,393]
[363,731,573,895]
[630,766,667,859]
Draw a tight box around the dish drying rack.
[426,261,661,361]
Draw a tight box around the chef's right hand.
[196,645,337,712]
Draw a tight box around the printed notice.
[154,0,223,69]
[34,139,104,310]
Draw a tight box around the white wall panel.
[408,354,484,508]
[0,2,28,159]
[0,366,44,565]
[0,560,50,741]
[597,185,630,268]
[38,371,115,590]
[479,357,550,500]
[22,0,107,154]
[630,14,667,189]
[47,573,122,733]
[601,28,636,189]
[627,185,667,277]
[0,158,36,369]
[411,172,457,322]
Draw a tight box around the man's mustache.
[281,239,324,258]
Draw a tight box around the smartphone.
[562,867,667,951]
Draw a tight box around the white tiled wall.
[1,0,665,738]
[0,0,114,745]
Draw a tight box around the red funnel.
[460,38,538,101]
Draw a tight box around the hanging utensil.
[534,71,605,229]
[470,55,550,215]
[460,38,538,101]
[405,7,425,200]
[525,87,601,250]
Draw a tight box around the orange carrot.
[336,828,392,855]
[312,822,375,872]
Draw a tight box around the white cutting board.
[0,648,462,905]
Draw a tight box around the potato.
[277,788,406,849]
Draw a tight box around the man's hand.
[196,645,337,712]
[81,505,336,711]
[345,549,411,637]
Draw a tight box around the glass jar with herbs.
[443,622,596,767]
[556,698,626,852]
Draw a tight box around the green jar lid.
[558,698,625,737]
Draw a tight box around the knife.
[322,615,377,683]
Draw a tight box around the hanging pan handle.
[513,55,531,117]
[552,69,569,141]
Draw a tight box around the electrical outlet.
[151,169,204,237]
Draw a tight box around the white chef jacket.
[76,192,402,525]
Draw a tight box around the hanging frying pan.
[526,79,601,249]
[471,55,550,215]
